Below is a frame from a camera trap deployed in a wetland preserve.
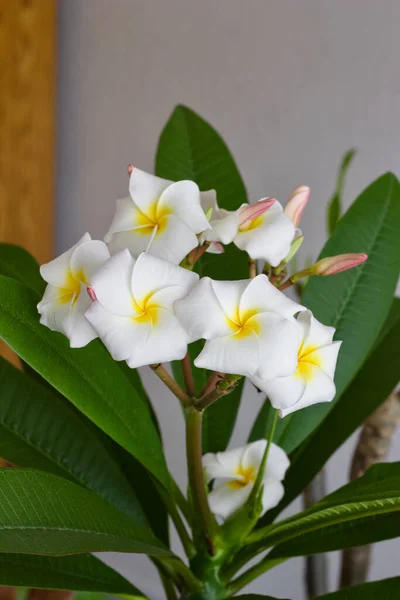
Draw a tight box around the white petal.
[90,250,136,317]
[255,313,302,379]
[70,240,110,283]
[104,196,151,242]
[131,253,198,310]
[240,275,304,321]
[126,309,188,368]
[194,330,259,376]
[299,310,336,348]
[203,446,246,482]
[202,208,239,245]
[309,341,342,378]
[208,480,253,521]
[129,168,170,216]
[206,242,225,254]
[211,279,250,323]
[106,228,154,259]
[235,202,295,267]
[147,214,199,264]
[175,277,232,343]
[200,189,217,213]
[241,440,289,482]
[260,476,285,515]
[38,284,73,338]
[158,180,210,234]
[279,366,336,417]
[69,286,98,348]
[40,233,91,287]
[250,372,307,413]
[85,301,150,362]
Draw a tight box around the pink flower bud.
[87,286,97,301]
[284,185,310,227]
[207,242,225,254]
[127,164,134,176]
[314,253,368,276]
[239,198,275,228]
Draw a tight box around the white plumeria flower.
[251,310,342,417]
[85,251,198,368]
[203,440,290,521]
[175,274,304,379]
[104,167,211,264]
[234,198,295,267]
[38,233,110,348]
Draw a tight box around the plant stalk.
[249,409,279,508]
[150,363,192,407]
[182,353,195,397]
[195,374,242,410]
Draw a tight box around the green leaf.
[276,172,400,455]
[156,104,248,451]
[0,553,143,595]
[317,578,400,599]
[0,244,45,296]
[0,357,147,523]
[271,297,400,516]
[327,148,357,235]
[248,463,400,559]
[0,469,169,555]
[0,275,169,488]
[236,596,291,600]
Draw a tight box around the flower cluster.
[38,166,366,521]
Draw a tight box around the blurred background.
[1,1,399,598]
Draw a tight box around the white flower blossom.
[203,440,290,520]
[175,274,304,379]
[85,251,198,368]
[105,168,210,264]
[199,190,242,248]
[38,233,110,348]
[251,310,342,417]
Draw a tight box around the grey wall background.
[58,1,400,598]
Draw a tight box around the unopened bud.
[239,198,275,229]
[87,286,97,301]
[314,253,368,276]
[283,235,304,264]
[284,185,310,227]
[127,164,134,176]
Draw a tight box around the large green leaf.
[236,596,290,600]
[275,172,400,454]
[0,469,169,555]
[327,148,356,235]
[0,244,44,296]
[0,357,147,523]
[317,578,400,599]
[0,275,169,488]
[270,297,400,516]
[156,104,248,451]
[0,553,143,596]
[248,463,400,559]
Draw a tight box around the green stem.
[160,571,179,600]
[155,479,195,559]
[155,555,202,592]
[186,406,216,553]
[150,363,192,407]
[195,374,242,410]
[227,557,287,594]
[249,408,279,509]
[171,476,192,523]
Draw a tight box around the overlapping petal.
[128,167,170,216]
[158,180,210,234]
[40,233,91,287]
[145,213,199,264]
[194,329,259,376]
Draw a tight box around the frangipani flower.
[104,167,210,264]
[251,310,342,417]
[85,251,198,368]
[234,199,295,267]
[203,440,290,520]
[38,233,110,348]
[284,185,310,228]
[175,274,304,378]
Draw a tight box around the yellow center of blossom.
[294,343,321,381]
[131,291,160,325]
[229,465,257,489]
[226,306,261,339]
[57,269,87,305]
[134,200,171,236]
[238,212,267,232]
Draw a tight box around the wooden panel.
[0,0,56,364]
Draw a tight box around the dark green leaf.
[0,275,169,488]
[0,553,143,596]
[317,578,400,599]
[327,148,357,235]
[271,297,400,516]
[276,172,400,455]
[0,357,147,523]
[0,469,169,555]
[156,104,248,451]
[0,244,44,296]
[236,596,291,600]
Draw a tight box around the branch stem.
[195,374,242,410]
[150,363,192,407]
[182,353,195,397]
[249,258,257,279]
[250,409,279,505]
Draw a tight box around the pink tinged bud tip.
[127,164,134,176]
[87,286,97,301]
[284,185,310,227]
[315,253,368,276]
[239,198,275,227]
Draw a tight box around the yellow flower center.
[229,465,257,489]
[56,269,87,305]
[295,343,321,380]
[239,212,267,232]
[131,291,160,325]
[134,200,171,236]
[226,306,261,339]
